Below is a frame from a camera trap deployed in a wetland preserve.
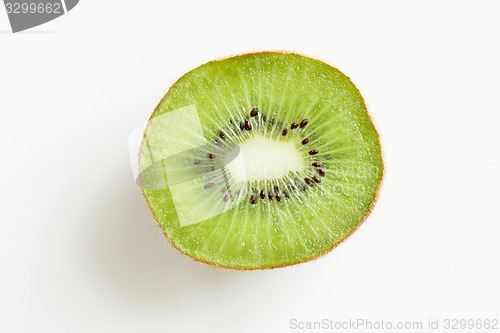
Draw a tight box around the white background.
[1,1,499,332]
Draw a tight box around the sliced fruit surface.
[139,52,383,269]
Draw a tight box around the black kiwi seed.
[268,192,273,200]
[208,153,215,159]
[262,115,267,122]
[312,176,321,183]
[250,108,259,117]
[193,159,201,165]
[304,178,314,186]
[250,194,256,205]
[245,120,252,130]
[260,190,266,199]
[219,131,225,139]
[283,191,290,198]
[318,168,326,176]
[223,194,230,202]
[309,149,319,155]
[300,119,309,128]
[291,121,299,129]
[240,122,245,130]
[312,162,321,167]
[276,193,282,202]
[301,138,309,145]
[274,185,279,193]
[204,182,215,189]
[282,128,288,136]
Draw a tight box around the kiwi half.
[139,52,383,269]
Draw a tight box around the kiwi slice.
[139,52,383,269]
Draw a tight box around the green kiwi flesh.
[139,52,383,269]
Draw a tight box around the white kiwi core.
[224,135,304,183]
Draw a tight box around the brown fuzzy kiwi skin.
[139,50,385,271]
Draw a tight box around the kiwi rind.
[140,51,384,270]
